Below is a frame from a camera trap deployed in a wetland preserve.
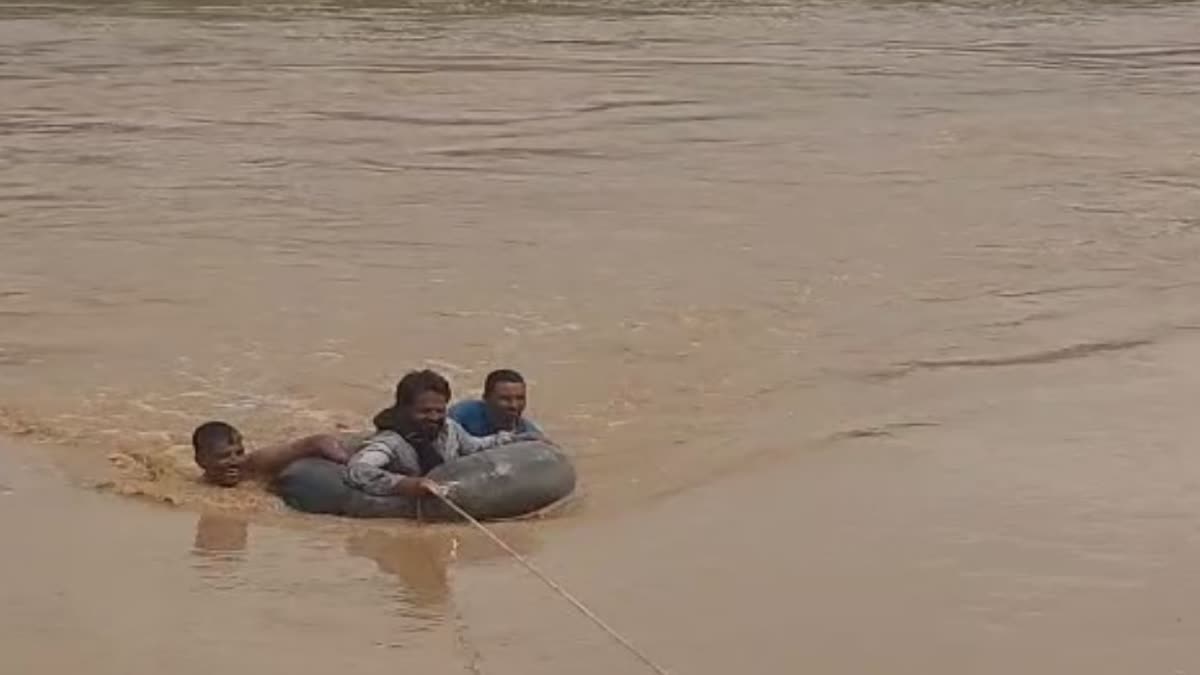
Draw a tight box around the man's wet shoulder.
[332,429,374,450]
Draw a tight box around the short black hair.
[483,369,525,396]
[395,369,453,406]
[374,370,453,431]
[192,420,238,460]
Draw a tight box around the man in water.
[449,368,544,437]
[192,421,358,487]
[346,369,539,497]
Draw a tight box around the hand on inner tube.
[418,478,449,498]
[399,476,449,498]
[503,430,554,446]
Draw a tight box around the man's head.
[483,369,528,431]
[391,369,452,443]
[192,421,245,487]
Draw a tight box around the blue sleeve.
[449,400,486,436]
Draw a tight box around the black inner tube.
[273,441,576,521]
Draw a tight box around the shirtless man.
[191,421,358,487]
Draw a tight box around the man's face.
[485,381,527,430]
[200,432,246,487]
[403,390,448,442]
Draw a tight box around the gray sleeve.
[451,420,510,455]
[345,437,410,496]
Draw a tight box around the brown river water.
[4,0,1200,672]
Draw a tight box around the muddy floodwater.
[3,1,1200,672]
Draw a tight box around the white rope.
[433,492,673,675]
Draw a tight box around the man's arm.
[452,420,542,455]
[344,436,438,497]
[452,420,506,455]
[241,434,351,478]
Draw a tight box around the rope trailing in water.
[432,492,673,675]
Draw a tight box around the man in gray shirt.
[346,369,541,497]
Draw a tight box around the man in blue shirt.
[449,369,544,437]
